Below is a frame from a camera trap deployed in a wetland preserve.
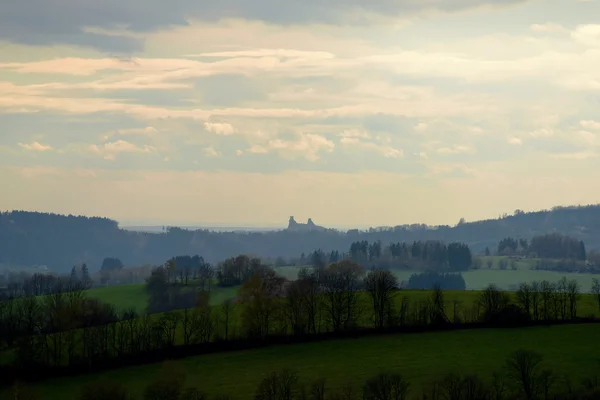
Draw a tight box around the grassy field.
[82,284,238,313]
[32,323,600,399]
[276,257,600,292]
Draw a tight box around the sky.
[1,0,600,228]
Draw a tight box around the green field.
[275,257,600,292]
[32,323,600,399]
[83,284,238,313]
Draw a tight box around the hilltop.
[2,204,600,272]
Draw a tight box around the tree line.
[4,205,600,273]
[7,349,600,400]
[291,240,473,272]
[497,233,587,261]
[0,256,592,382]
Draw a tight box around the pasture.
[33,323,600,399]
[276,256,600,292]
[83,284,238,313]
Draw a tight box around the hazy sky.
[1,0,600,227]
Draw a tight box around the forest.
[2,204,600,272]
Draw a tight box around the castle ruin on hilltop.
[287,216,326,232]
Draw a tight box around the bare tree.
[530,281,540,321]
[321,261,364,332]
[478,284,509,321]
[363,372,410,400]
[220,299,235,341]
[505,349,543,400]
[538,369,555,400]
[567,279,580,319]
[254,369,299,400]
[516,283,532,317]
[364,269,398,329]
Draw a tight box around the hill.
[3,204,600,272]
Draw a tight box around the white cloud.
[571,24,600,47]
[117,127,159,135]
[340,137,403,158]
[581,120,600,130]
[204,122,237,135]
[529,128,554,138]
[339,129,371,139]
[530,23,568,34]
[247,133,335,161]
[202,146,221,157]
[18,142,53,152]
[436,145,476,155]
[89,140,157,160]
[508,137,522,145]
[550,151,598,160]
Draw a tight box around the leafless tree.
[478,284,509,321]
[567,279,580,319]
[362,372,410,400]
[516,283,532,317]
[364,269,398,329]
[220,299,235,341]
[254,369,299,400]
[505,349,543,400]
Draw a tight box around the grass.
[82,284,238,313]
[33,323,600,399]
[277,257,600,292]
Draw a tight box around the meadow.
[33,323,600,399]
[83,284,238,313]
[277,256,600,292]
[77,255,600,314]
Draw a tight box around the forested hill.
[2,205,600,272]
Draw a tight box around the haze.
[2,0,600,227]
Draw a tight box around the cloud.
[436,145,476,155]
[204,122,237,136]
[571,24,600,47]
[529,128,554,138]
[507,137,522,145]
[581,120,600,130]
[88,140,157,160]
[339,129,371,139]
[550,151,598,160]
[0,0,530,50]
[530,23,568,34]
[202,146,221,157]
[18,142,53,152]
[340,137,403,158]
[246,133,334,161]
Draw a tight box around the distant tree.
[447,243,472,271]
[100,257,124,272]
[70,266,78,282]
[579,241,587,261]
[485,247,491,257]
[81,264,91,287]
